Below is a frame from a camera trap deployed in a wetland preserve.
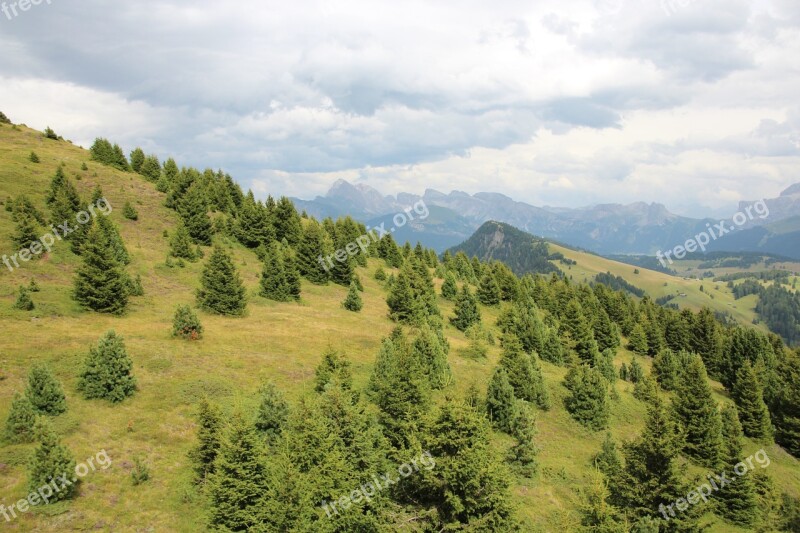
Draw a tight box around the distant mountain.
[704,215,800,259]
[447,221,561,276]
[292,179,800,257]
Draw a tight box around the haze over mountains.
[294,179,800,258]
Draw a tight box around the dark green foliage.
[628,357,644,383]
[561,300,600,365]
[0,110,10,124]
[564,365,609,430]
[633,374,660,404]
[254,381,289,444]
[374,265,387,281]
[122,201,138,220]
[594,308,620,352]
[180,183,213,245]
[73,223,129,315]
[4,392,37,443]
[450,285,481,332]
[129,147,145,172]
[342,280,363,311]
[671,355,723,467]
[260,242,293,302]
[486,366,518,433]
[627,323,649,356]
[716,405,759,526]
[207,413,269,530]
[189,398,223,480]
[25,364,67,415]
[90,185,104,204]
[43,126,58,140]
[351,273,363,292]
[28,419,77,503]
[594,433,623,480]
[595,348,617,383]
[386,263,422,324]
[282,246,301,301]
[499,334,550,409]
[652,348,680,391]
[377,233,403,268]
[196,246,247,316]
[172,304,203,340]
[169,222,197,260]
[731,360,773,441]
[11,209,41,252]
[441,271,457,300]
[314,348,353,393]
[78,330,137,403]
[412,325,453,389]
[29,151,40,163]
[477,271,501,305]
[127,274,144,296]
[96,215,130,264]
[296,218,329,284]
[139,155,162,182]
[131,457,150,485]
[13,286,34,310]
[89,138,129,170]
[508,402,539,477]
[273,196,303,246]
[28,278,40,292]
[579,469,627,533]
[774,350,800,456]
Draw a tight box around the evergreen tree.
[96,215,130,265]
[282,245,301,301]
[562,300,600,365]
[207,413,269,530]
[254,381,289,444]
[4,392,36,443]
[716,405,758,526]
[386,264,422,324]
[180,183,213,245]
[314,348,353,393]
[411,325,453,389]
[579,469,627,533]
[122,201,138,220]
[564,365,609,430]
[477,271,501,306]
[627,323,649,356]
[169,222,197,260]
[273,196,303,246]
[296,218,329,284]
[595,348,617,384]
[45,167,80,212]
[139,154,162,181]
[652,348,681,391]
[78,330,137,403]
[486,366,518,433]
[13,286,34,310]
[450,285,481,332]
[29,151,40,163]
[172,304,204,340]
[628,357,644,383]
[731,360,773,441]
[129,147,145,172]
[774,350,800,456]
[189,398,223,480]
[73,223,129,315]
[499,334,550,410]
[28,419,77,503]
[633,374,660,405]
[25,364,67,415]
[594,308,620,352]
[342,280,363,311]
[196,246,247,316]
[374,265,387,281]
[441,271,458,300]
[672,355,723,467]
[508,402,539,478]
[11,210,40,251]
[594,432,623,481]
[691,307,723,379]
[259,242,290,302]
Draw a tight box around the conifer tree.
[716,405,759,526]
[691,307,723,379]
[180,183,212,245]
[774,349,800,456]
[28,419,77,503]
[259,242,290,301]
[594,432,623,481]
[579,469,627,533]
[374,265,387,281]
[4,392,37,443]
[412,325,453,390]
[386,264,422,324]
[561,300,600,365]
[169,222,197,260]
[499,334,550,409]
[11,210,40,251]
[73,223,129,315]
[329,252,354,287]
[13,286,34,310]
[45,167,80,212]
[441,271,457,300]
[652,348,681,391]
[486,366,518,433]
[96,215,130,265]
[627,323,649,356]
[282,246,301,301]
[29,151,40,163]
[189,398,223,480]
[732,360,773,441]
[140,154,162,181]
[508,402,539,477]
[254,381,289,444]
[564,365,609,430]
[129,147,145,172]
[342,280,363,312]
[314,347,353,393]
[594,308,620,352]
[450,285,481,332]
[172,304,204,339]
[296,218,329,284]
[541,327,566,365]
[25,364,67,415]
[477,271,501,306]
[78,330,137,403]
[197,246,247,316]
[628,356,644,383]
[672,355,723,467]
[633,374,660,404]
[207,413,269,530]
[595,348,617,384]
[122,201,138,220]
[273,196,303,246]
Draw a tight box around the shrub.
[122,201,138,220]
[29,151,40,163]
[13,287,34,311]
[131,457,150,485]
[25,364,67,415]
[172,305,204,340]
[43,127,58,140]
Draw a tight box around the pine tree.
[374,265,387,281]
[652,348,680,391]
[633,374,660,404]
[180,183,212,245]
[25,364,67,415]
[96,214,130,265]
[259,242,290,302]
[564,365,609,430]
[282,246,301,301]
[189,398,222,480]
[672,355,723,467]
[254,381,289,444]
[627,323,649,356]
[486,366,518,433]
[595,348,617,383]
[628,356,644,383]
[28,419,77,503]
[172,304,204,340]
[732,360,773,441]
[716,405,759,526]
[450,285,481,332]
[129,147,145,172]
[386,264,422,324]
[412,325,453,390]
[594,432,623,481]
[342,280,363,311]
[314,347,353,393]
[196,246,247,316]
[13,286,34,311]
[561,300,600,365]
[4,392,37,443]
[441,271,457,300]
[140,154,162,181]
[296,219,329,284]
[594,308,619,352]
[207,413,269,530]
[122,201,138,220]
[273,196,303,246]
[73,223,129,315]
[169,222,197,260]
[508,402,539,477]
[499,334,549,409]
[78,330,137,403]
[477,271,501,306]
[11,210,40,251]
[29,151,40,163]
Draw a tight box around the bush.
[13,287,34,311]
[172,305,204,340]
[43,127,58,140]
[29,151,40,163]
[25,364,67,415]
[0,111,11,124]
[122,201,138,221]
[131,457,150,485]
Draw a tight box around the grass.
[0,122,797,531]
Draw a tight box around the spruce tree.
[499,334,549,409]
[374,265,387,281]
[140,154,162,181]
[652,348,680,391]
[122,201,138,220]
[774,350,800,456]
[412,325,453,390]
[73,223,129,315]
[561,300,600,365]
[732,360,773,441]
[486,366,518,433]
[628,356,644,383]
[78,330,137,403]
[386,264,422,324]
[172,304,204,340]
[633,374,660,404]
[441,271,457,300]
[716,405,759,526]
[342,280,363,311]
[11,210,40,251]
[564,365,609,430]
[25,364,67,415]
[96,215,130,265]
[13,286,34,311]
[28,419,77,503]
[169,222,197,260]
[672,355,723,467]
[273,196,303,246]
[296,219,329,284]
[627,323,649,356]
[594,307,619,352]
[314,348,353,393]
[197,246,247,316]
[508,402,539,478]
[259,242,290,301]
[477,271,501,306]
[180,183,212,245]
[281,245,301,301]
[450,285,481,332]
[207,413,269,530]
[4,392,37,443]
[129,147,145,172]
[189,398,223,480]
[254,381,289,444]
[594,432,623,481]
[595,348,617,383]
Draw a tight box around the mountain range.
[293,180,800,258]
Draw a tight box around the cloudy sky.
[1,0,798,216]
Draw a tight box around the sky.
[0,0,798,217]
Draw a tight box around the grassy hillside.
[0,122,798,531]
